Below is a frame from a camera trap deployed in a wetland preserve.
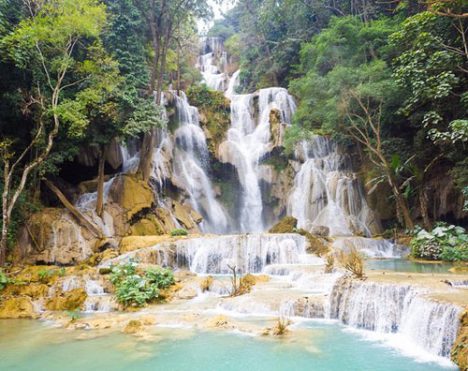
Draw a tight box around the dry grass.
[200,276,213,292]
[336,247,366,279]
[272,317,290,336]
[325,254,334,273]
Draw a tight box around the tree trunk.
[137,130,157,182]
[419,188,431,230]
[96,151,105,218]
[43,179,103,238]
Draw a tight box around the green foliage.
[410,223,468,261]
[65,310,81,322]
[170,228,188,237]
[145,267,175,289]
[110,261,175,307]
[0,269,10,290]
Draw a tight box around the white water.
[219,81,296,232]
[170,91,229,233]
[197,37,229,91]
[288,138,379,236]
[329,277,462,359]
[332,237,408,258]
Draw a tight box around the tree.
[0,0,111,264]
[135,0,213,181]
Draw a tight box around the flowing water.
[170,91,229,233]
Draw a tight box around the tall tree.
[0,0,113,264]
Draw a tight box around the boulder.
[173,201,202,231]
[109,175,154,219]
[119,235,173,254]
[451,309,468,370]
[310,225,330,237]
[0,297,38,319]
[129,215,165,236]
[45,288,87,311]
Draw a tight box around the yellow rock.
[110,175,154,219]
[120,235,172,253]
[0,297,38,319]
[451,309,468,370]
[129,215,165,236]
[46,288,87,311]
[123,320,143,334]
[3,283,49,299]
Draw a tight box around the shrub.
[170,228,188,237]
[200,276,213,292]
[272,317,290,336]
[0,269,10,290]
[336,247,366,279]
[110,261,175,307]
[411,223,468,262]
[145,267,175,289]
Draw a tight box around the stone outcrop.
[108,175,155,219]
[45,288,88,311]
[0,297,38,319]
[451,309,468,370]
[269,216,297,233]
[14,208,98,265]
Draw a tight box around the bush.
[411,223,468,262]
[145,267,175,289]
[110,261,175,307]
[170,228,188,237]
[0,269,10,290]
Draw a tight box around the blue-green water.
[366,259,454,274]
[0,319,452,371]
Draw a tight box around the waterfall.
[288,137,379,236]
[170,91,229,233]
[219,81,296,232]
[331,237,408,258]
[100,233,309,274]
[329,277,462,358]
[197,37,229,91]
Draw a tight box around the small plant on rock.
[170,228,188,237]
[336,247,366,279]
[145,266,175,289]
[272,317,290,336]
[0,269,10,290]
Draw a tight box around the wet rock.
[451,309,468,370]
[3,283,49,299]
[129,215,165,236]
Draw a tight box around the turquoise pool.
[0,319,452,371]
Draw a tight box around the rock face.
[109,175,155,219]
[15,208,98,265]
[269,216,297,233]
[451,309,468,370]
[45,288,88,311]
[0,297,37,319]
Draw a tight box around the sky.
[197,0,236,34]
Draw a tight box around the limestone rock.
[129,215,164,236]
[3,283,49,299]
[269,108,283,147]
[15,208,96,265]
[310,225,330,237]
[451,309,468,370]
[0,297,38,319]
[109,175,154,219]
[119,235,173,254]
[46,288,87,311]
[173,201,202,230]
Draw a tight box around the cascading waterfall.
[328,277,462,358]
[197,37,229,91]
[100,233,310,274]
[288,137,379,236]
[170,91,229,233]
[219,79,296,232]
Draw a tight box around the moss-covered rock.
[3,283,49,299]
[186,85,231,155]
[269,216,297,233]
[451,309,468,370]
[45,288,87,311]
[298,229,330,256]
[0,297,38,319]
[129,215,165,236]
